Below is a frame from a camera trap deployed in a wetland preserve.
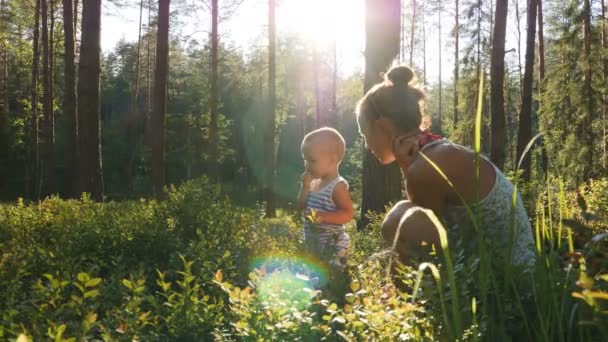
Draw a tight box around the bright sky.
[101,0,526,83]
[101,0,365,76]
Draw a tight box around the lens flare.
[250,253,330,311]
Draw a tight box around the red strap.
[418,129,442,148]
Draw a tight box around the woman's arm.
[316,181,354,225]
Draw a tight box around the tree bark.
[39,0,52,198]
[602,0,607,170]
[207,0,219,180]
[537,0,548,177]
[144,0,153,172]
[582,0,594,179]
[516,0,537,182]
[359,0,403,229]
[28,0,41,200]
[409,0,416,66]
[63,0,78,198]
[454,0,459,128]
[265,0,276,218]
[77,0,103,201]
[126,0,144,191]
[437,1,442,134]
[514,0,523,97]
[490,0,508,169]
[151,0,169,198]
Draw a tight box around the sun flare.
[278,0,363,50]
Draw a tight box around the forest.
[0,0,607,340]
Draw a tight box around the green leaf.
[84,289,100,299]
[85,278,102,288]
[77,272,89,283]
[122,279,133,290]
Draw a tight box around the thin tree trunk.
[537,0,548,177]
[331,37,337,127]
[39,0,52,198]
[144,0,152,170]
[313,43,321,127]
[63,0,78,198]
[28,0,41,200]
[151,0,170,198]
[438,1,442,134]
[476,0,481,79]
[490,0,508,169]
[265,0,276,218]
[583,0,594,179]
[514,0,523,97]
[74,0,79,36]
[126,0,144,191]
[401,1,405,61]
[602,0,607,170]
[359,0,403,229]
[50,0,55,143]
[422,3,426,85]
[1,0,7,118]
[207,0,219,179]
[409,0,416,66]
[516,0,537,182]
[77,0,103,201]
[454,0,459,128]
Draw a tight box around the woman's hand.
[392,134,420,173]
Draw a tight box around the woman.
[356,64,535,269]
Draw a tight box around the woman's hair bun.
[385,65,414,86]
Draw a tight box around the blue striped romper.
[304,176,350,270]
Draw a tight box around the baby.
[297,127,354,272]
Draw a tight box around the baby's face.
[302,143,337,179]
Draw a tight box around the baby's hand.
[300,171,313,186]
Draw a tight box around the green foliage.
[1,177,608,340]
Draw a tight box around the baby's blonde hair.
[301,127,346,161]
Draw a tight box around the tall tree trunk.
[409,0,416,66]
[330,38,337,127]
[265,0,276,218]
[313,43,321,127]
[582,0,594,179]
[537,0,548,177]
[126,0,144,191]
[602,0,607,170]
[514,0,523,96]
[401,1,405,61]
[490,0,508,169]
[454,0,459,128]
[516,0,537,182]
[74,0,79,36]
[207,0,219,179]
[77,0,103,201]
[151,0,169,198]
[437,1,442,134]
[359,0,403,229]
[63,0,78,198]
[50,0,55,143]
[39,0,52,198]
[144,0,153,171]
[28,0,41,199]
[476,0,481,79]
[422,4,426,85]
